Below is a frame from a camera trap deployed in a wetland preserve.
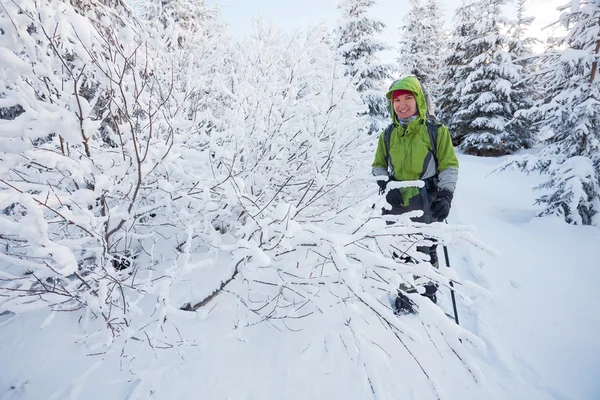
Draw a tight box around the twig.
[0,179,98,238]
[181,258,244,311]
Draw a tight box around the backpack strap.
[426,118,441,169]
[383,123,395,177]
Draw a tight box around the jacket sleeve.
[371,131,388,178]
[436,125,459,193]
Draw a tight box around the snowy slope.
[450,152,600,400]
[1,151,599,400]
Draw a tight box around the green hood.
[385,75,427,125]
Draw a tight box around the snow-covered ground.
[1,151,599,400]
[451,153,600,400]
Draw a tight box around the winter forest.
[1,0,599,399]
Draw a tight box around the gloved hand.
[431,189,453,221]
[377,179,388,195]
[386,189,403,208]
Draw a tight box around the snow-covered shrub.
[0,0,377,337]
[0,0,179,328]
[176,21,376,310]
[0,9,487,390]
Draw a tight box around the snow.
[451,152,600,400]
[1,151,599,400]
[1,0,599,398]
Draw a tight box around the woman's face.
[393,93,417,120]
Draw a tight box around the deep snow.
[1,151,599,400]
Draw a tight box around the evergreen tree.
[423,0,448,104]
[439,0,532,156]
[522,0,600,226]
[504,0,538,150]
[438,0,478,128]
[397,0,427,80]
[398,0,446,105]
[336,0,393,133]
[507,0,538,59]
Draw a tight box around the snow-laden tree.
[438,0,534,156]
[0,0,185,329]
[0,2,491,396]
[134,0,221,50]
[510,0,600,226]
[438,0,479,126]
[423,0,448,104]
[133,0,234,156]
[397,0,447,104]
[397,0,427,80]
[503,0,538,149]
[508,0,539,62]
[336,0,393,133]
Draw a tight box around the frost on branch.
[0,3,491,396]
[0,0,180,327]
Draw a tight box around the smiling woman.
[392,90,418,120]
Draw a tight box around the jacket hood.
[386,75,427,125]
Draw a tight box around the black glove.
[377,179,388,195]
[431,189,453,221]
[386,189,403,208]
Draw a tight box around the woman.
[372,75,459,313]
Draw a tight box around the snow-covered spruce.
[438,0,536,156]
[397,0,447,105]
[512,0,600,226]
[335,0,393,134]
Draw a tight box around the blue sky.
[207,0,463,34]
[207,0,566,62]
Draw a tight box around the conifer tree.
[336,0,393,133]
[397,0,427,80]
[508,0,538,60]
[504,0,538,150]
[438,0,478,128]
[397,0,446,104]
[522,0,600,225]
[424,0,447,104]
[439,0,532,156]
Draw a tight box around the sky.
[207,0,568,62]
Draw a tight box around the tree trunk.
[590,16,600,83]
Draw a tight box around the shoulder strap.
[383,123,394,175]
[426,118,441,166]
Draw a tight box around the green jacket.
[372,76,459,205]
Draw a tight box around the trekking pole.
[420,186,460,325]
[442,229,460,325]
